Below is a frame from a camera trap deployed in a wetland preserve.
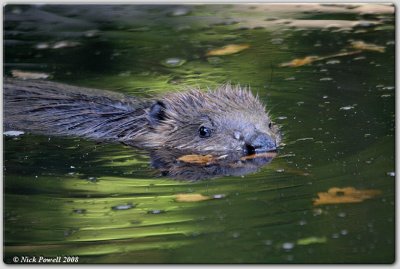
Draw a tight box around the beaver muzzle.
[245,132,277,155]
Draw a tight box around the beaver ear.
[148,101,167,126]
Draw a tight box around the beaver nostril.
[245,144,256,155]
[245,132,277,154]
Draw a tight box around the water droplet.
[147,209,165,214]
[341,229,348,236]
[320,77,333,81]
[276,169,285,173]
[87,177,98,183]
[52,41,80,49]
[73,209,87,214]
[313,208,323,216]
[354,56,366,61]
[169,7,190,17]
[386,171,395,177]
[326,60,340,65]
[282,242,295,250]
[232,232,240,238]
[339,106,354,111]
[299,220,307,226]
[213,194,225,199]
[112,203,135,211]
[4,130,25,137]
[325,23,342,29]
[162,57,186,67]
[383,86,394,90]
[337,212,347,218]
[354,21,376,28]
[296,137,314,142]
[85,30,100,38]
[35,42,49,49]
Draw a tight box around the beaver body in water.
[4,78,280,157]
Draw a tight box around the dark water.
[3,4,395,264]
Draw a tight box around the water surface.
[3,4,395,264]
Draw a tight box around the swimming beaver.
[4,78,280,156]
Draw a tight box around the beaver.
[4,78,280,157]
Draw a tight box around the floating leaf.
[280,51,362,68]
[297,236,327,246]
[177,154,215,164]
[279,56,319,67]
[313,187,382,206]
[206,44,250,56]
[175,193,211,202]
[350,40,385,53]
[11,70,50,80]
[240,151,278,160]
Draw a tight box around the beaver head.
[141,85,280,156]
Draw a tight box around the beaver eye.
[199,126,212,138]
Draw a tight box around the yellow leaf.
[279,56,319,67]
[175,193,211,202]
[280,51,362,68]
[206,44,250,56]
[177,154,215,164]
[350,41,385,53]
[297,236,327,246]
[313,187,382,206]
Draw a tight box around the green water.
[3,4,395,263]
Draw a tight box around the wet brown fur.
[4,78,280,155]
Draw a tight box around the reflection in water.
[150,148,277,180]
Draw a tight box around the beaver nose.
[245,132,277,154]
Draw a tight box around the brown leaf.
[177,154,215,164]
[206,44,250,56]
[313,187,382,206]
[175,193,211,202]
[240,151,278,160]
[350,40,385,53]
